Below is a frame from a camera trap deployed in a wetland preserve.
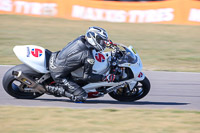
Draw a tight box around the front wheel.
[109,77,151,102]
[2,64,44,99]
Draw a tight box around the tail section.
[13,45,51,73]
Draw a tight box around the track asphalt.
[0,65,200,110]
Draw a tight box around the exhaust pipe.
[12,71,46,93]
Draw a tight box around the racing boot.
[69,87,88,103]
[62,79,88,102]
[46,83,88,102]
[45,85,65,97]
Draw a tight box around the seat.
[45,49,52,70]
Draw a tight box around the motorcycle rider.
[47,26,116,102]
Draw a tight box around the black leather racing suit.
[48,35,103,101]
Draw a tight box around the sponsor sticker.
[138,72,143,78]
[132,48,137,54]
[27,47,30,57]
[31,48,43,57]
[95,53,105,62]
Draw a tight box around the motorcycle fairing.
[71,50,110,77]
[13,45,49,73]
[117,45,145,81]
[92,50,110,75]
[82,78,137,93]
[82,45,145,92]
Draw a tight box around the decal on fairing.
[95,53,105,62]
[27,47,30,57]
[132,48,137,54]
[138,72,143,78]
[31,48,43,57]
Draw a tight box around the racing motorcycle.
[2,43,150,102]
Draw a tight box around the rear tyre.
[2,64,44,99]
[109,77,150,102]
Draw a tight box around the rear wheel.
[2,64,44,99]
[109,77,150,102]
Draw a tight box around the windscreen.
[117,47,138,64]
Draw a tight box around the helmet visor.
[99,40,106,50]
[96,35,107,50]
[96,35,107,43]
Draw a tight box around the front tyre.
[109,77,151,102]
[2,64,44,99]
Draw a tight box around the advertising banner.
[0,0,199,25]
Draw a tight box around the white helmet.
[85,26,108,51]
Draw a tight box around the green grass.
[0,14,200,72]
[0,106,200,133]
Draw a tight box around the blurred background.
[0,1,200,133]
[0,0,200,72]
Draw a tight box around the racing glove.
[103,74,116,82]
